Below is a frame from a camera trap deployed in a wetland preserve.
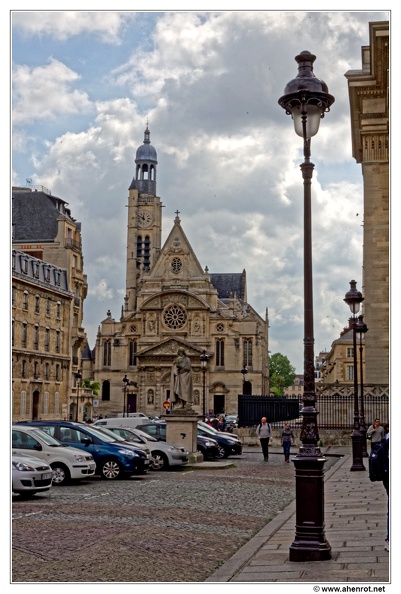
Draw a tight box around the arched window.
[54,392,60,415]
[216,338,225,367]
[129,340,137,366]
[243,338,253,368]
[102,380,110,401]
[21,323,27,348]
[103,340,111,366]
[20,391,27,416]
[43,391,49,415]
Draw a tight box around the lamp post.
[75,369,82,423]
[122,375,130,418]
[241,366,248,394]
[344,280,365,471]
[356,314,368,458]
[200,350,209,421]
[278,50,334,562]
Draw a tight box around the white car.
[12,425,96,485]
[103,425,189,471]
[12,452,53,497]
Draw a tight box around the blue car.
[14,421,150,480]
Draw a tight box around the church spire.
[134,124,158,195]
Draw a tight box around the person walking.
[367,418,385,451]
[256,417,272,461]
[281,422,295,462]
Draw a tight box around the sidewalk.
[206,448,390,583]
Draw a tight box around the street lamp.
[279,50,334,562]
[241,366,248,394]
[75,369,82,422]
[122,375,130,418]
[200,350,209,420]
[356,314,369,458]
[344,280,365,471]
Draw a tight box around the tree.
[269,353,296,396]
[82,379,101,396]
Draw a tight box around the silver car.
[12,452,53,497]
[104,426,189,471]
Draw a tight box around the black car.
[14,421,150,480]
[140,421,241,459]
[139,422,219,459]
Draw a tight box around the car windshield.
[198,421,219,434]
[134,429,157,442]
[80,425,121,443]
[24,428,62,446]
[92,426,126,442]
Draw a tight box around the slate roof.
[210,270,247,302]
[12,188,76,242]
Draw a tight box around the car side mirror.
[81,437,91,446]
[33,443,42,451]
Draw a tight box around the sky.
[9,6,391,374]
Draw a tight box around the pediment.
[141,290,210,311]
[139,337,206,359]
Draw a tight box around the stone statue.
[170,348,193,409]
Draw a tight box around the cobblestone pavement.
[12,450,338,583]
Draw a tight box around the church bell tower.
[125,126,162,314]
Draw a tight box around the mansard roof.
[12,187,76,242]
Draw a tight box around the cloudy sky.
[10,7,390,374]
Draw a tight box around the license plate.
[41,472,52,480]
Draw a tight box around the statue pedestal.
[163,414,203,462]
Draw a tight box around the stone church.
[90,127,269,418]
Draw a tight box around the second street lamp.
[200,350,209,420]
[279,50,334,562]
[356,314,369,458]
[344,280,365,471]
[241,366,248,394]
[75,369,82,423]
[122,375,130,418]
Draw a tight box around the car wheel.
[217,445,227,459]
[101,459,122,480]
[150,451,168,471]
[51,463,71,485]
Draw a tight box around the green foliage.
[269,353,296,396]
[82,379,101,396]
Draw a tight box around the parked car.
[140,421,239,459]
[12,453,53,498]
[14,421,150,480]
[224,415,239,430]
[197,424,242,459]
[12,425,96,485]
[103,426,189,470]
[196,435,220,460]
[93,416,150,429]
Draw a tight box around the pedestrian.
[382,426,390,552]
[217,416,226,432]
[256,417,272,461]
[281,422,295,462]
[367,418,385,451]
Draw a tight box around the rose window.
[163,304,187,329]
[171,257,182,274]
[216,323,225,333]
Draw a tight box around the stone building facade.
[93,128,269,418]
[12,250,73,421]
[345,21,389,385]
[12,186,89,420]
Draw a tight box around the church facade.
[92,128,269,418]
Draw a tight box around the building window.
[102,380,110,401]
[163,304,187,329]
[346,347,354,358]
[55,364,61,381]
[21,360,27,379]
[171,257,182,274]
[45,327,50,352]
[35,295,40,313]
[346,365,354,381]
[103,340,111,366]
[44,363,50,380]
[46,298,51,316]
[20,391,27,416]
[55,330,61,353]
[43,391,49,415]
[23,291,29,310]
[56,301,61,318]
[22,322,27,348]
[129,340,137,366]
[216,338,225,367]
[44,266,51,282]
[34,324,39,350]
[34,361,39,379]
[243,338,253,367]
[12,286,16,307]
[54,392,60,415]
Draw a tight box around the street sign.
[163,400,171,410]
